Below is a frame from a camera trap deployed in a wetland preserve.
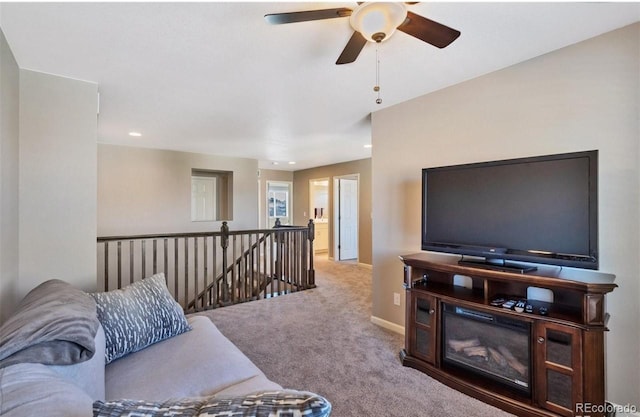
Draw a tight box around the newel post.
[220,221,230,302]
[307,219,315,287]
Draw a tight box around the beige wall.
[371,23,640,405]
[98,144,260,236]
[0,29,20,323]
[293,158,372,265]
[18,70,98,298]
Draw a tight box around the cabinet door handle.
[429,309,435,315]
[537,337,545,344]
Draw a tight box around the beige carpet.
[195,256,514,417]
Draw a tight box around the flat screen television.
[421,150,598,272]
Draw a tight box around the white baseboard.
[358,262,372,269]
[371,315,405,335]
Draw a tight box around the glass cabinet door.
[534,322,583,416]
[411,293,437,364]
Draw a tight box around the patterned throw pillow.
[92,390,332,417]
[91,273,191,364]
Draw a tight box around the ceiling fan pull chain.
[374,47,382,104]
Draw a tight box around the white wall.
[0,29,20,323]
[371,23,639,405]
[98,144,259,236]
[18,70,98,296]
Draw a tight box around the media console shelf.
[399,252,617,417]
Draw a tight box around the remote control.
[514,300,526,313]
[502,300,516,309]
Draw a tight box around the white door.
[191,176,216,221]
[338,177,358,260]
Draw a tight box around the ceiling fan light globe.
[349,2,408,43]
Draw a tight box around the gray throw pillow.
[92,390,332,417]
[91,273,191,364]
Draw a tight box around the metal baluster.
[240,234,245,301]
[263,233,268,299]
[203,236,208,310]
[129,240,134,284]
[163,238,169,289]
[221,222,229,305]
[104,242,109,291]
[232,235,237,303]
[301,229,308,289]
[294,231,299,292]
[308,219,315,287]
[141,240,146,278]
[153,239,158,275]
[250,233,255,300]
[277,231,282,295]
[184,238,189,309]
[117,241,122,289]
[212,235,218,307]
[194,237,199,311]
[174,238,179,302]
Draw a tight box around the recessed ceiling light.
[288,161,296,165]
[364,144,372,148]
[272,162,279,165]
[128,131,142,137]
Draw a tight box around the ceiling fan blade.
[397,11,460,48]
[336,31,368,65]
[265,8,352,25]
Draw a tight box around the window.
[191,169,233,221]
[268,190,289,218]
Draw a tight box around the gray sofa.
[0,275,330,416]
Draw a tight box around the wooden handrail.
[97,226,308,242]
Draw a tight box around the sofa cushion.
[93,390,332,417]
[105,315,281,401]
[0,363,93,417]
[0,279,99,369]
[91,273,191,363]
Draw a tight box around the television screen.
[422,150,598,271]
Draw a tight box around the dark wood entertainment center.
[400,252,617,417]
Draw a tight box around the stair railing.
[97,220,316,311]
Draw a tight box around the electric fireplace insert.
[442,303,531,395]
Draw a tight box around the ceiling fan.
[264,2,461,65]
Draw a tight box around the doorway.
[333,175,359,261]
[309,178,329,254]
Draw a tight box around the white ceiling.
[1,2,639,171]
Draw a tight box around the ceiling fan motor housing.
[372,32,386,43]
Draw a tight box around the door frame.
[333,174,359,261]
